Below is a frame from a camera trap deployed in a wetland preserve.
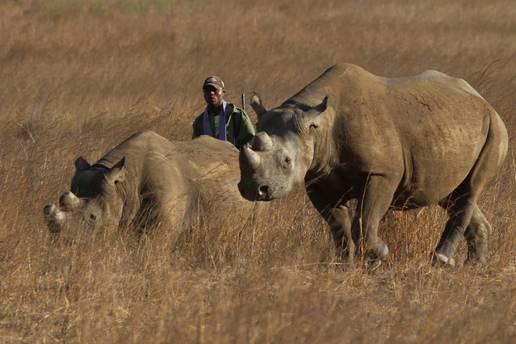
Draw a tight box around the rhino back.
[182,137,249,204]
[176,137,256,228]
[132,134,247,228]
[384,78,494,202]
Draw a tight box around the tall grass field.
[0,0,514,342]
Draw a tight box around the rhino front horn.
[243,146,261,169]
[43,204,66,233]
[252,132,273,151]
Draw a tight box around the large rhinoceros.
[239,63,508,266]
[44,131,258,242]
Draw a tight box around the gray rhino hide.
[45,132,257,244]
[239,63,508,266]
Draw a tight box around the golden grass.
[0,0,514,342]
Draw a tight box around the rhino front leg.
[329,204,355,263]
[352,175,398,263]
[307,190,354,263]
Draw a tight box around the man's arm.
[234,109,255,149]
[192,115,202,139]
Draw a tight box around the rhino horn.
[43,203,57,217]
[43,204,66,233]
[250,93,267,119]
[59,191,82,210]
[243,145,261,170]
[252,132,273,151]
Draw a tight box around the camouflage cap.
[203,76,225,90]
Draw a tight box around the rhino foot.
[464,254,487,266]
[366,257,382,271]
[363,242,389,271]
[433,253,456,267]
[366,242,389,261]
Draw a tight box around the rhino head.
[238,94,329,201]
[43,156,126,233]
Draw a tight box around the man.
[192,76,255,149]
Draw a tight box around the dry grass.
[0,0,515,343]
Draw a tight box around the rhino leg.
[307,190,354,263]
[435,192,477,266]
[436,112,506,266]
[464,205,491,264]
[329,205,355,263]
[351,175,397,263]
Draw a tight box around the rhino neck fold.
[306,116,340,182]
[284,68,343,183]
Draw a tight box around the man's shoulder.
[227,103,248,117]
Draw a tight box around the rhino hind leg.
[435,117,504,267]
[464,205,491,264]
[435,200,491,266]
[436,111,506,266]
[434,191,476,267]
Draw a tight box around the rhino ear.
[314,95,328,113]
[106,157,125,184]
[75,157,91,171]
[305,96,329,131]
[250,93,267,119]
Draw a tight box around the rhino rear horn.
[252,132,273,151]
[59,191,82,210]
[75,157,91,171]
[250,93,267,119]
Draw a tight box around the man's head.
[203,76,225,108]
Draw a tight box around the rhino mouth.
[238,180,274,202]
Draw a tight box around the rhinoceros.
[239,63,508,266]
[44,131,258,242]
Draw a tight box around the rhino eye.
[309,123,318,130]
[89,214,97,221]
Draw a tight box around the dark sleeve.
[192,115,202,139]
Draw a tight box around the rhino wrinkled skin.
[44,132,258,242]
[239,63,508,266]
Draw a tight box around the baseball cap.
[203,76,225,90]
